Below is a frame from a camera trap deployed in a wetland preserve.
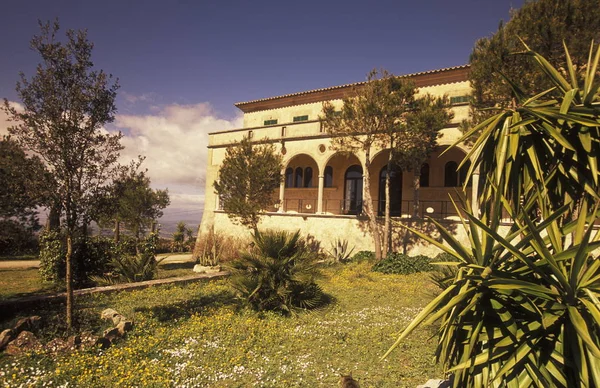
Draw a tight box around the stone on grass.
[103,327,120,342]
[94,336,111,349]
[116,320,134,336]
[13,316,41,334]
[417,379,449,388]
[0,329,15,351]
[193,265,221,274]
[79,332,99,350]
[45,338,71,354]
[101,308,126,325]
[5,331,43,355]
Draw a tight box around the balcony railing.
[265,198,513,222]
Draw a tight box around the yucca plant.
[327,238,355,263]
[385,43,600,387]
[228,229,329,315]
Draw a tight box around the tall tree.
[0,136,52,254]
[3,21,122,329]
[467,0,600,130]
[98,158,170,245]
[213,137,283,234]
[395,95,453,218]
[322,70,404,260]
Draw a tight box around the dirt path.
[0,253,194,270]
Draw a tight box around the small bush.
[351,250,375,262]
[39,231,112,287]
[228,229,330,315]
[371,252,433,275]
[326,238,355,263]
[194,229,248,266]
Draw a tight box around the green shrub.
[194,229,248,266]
[228,229,330,315]
[371,252,433,275]
[39,231,112,286]
[351,250,375,262]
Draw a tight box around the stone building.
[198,65,477,254]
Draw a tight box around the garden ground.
[0,261,441,387]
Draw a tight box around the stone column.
[317,174,325,214]
[278,173,285,213]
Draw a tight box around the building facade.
[199,65,477,255]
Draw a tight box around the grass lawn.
[0,262,441,387]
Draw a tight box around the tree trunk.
[413,162,421,219]
[65,232,74,330]
[363,148,382,261]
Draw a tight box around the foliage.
[429,252,459,291]
[395,95,453,217]
[387,45,600,386]
[466,0,600,133]
[171,221,193,253]
[97,158,170,241]
[193,230,247,266]
[351,250,376,262]
[0,136,51,218]
[3,20,122,328]
[371,252,433,275]
[0,266,440,387]
[0,219,39,256]
[214,137,282,232]
[92,232,163,284]
[228,230,329,315]
[326,238,355,263]
[38,231,112,287]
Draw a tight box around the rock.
[45,338,71,353]
[79,332,99,350]
[116,320,134,336]
[67,335,81,349]
[0,329,15,351]
[4,331,43,355]
[193,265,221,274]
[417,379,448,388]
[94,336,111,349]
[103,327,121,342]
[13,316,42,334]
[101,308,128,325]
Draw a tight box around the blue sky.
[0,0,524,229]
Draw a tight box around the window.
[344,165,363,215]
[285,168,293,188]
[293,115,309,122]
[444,161,459,187]
[264,119,278,126]
[294,167,303,188]
[304,167,313,188]
[324,166,333,187]
[420,163,430,187]
[248,130,253,139]
[281,126,287,137]
[450,96,470,105]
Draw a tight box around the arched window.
[295,167,303,188]
[304,167,313,188]
[420,163,430,188]
[284,168,293,188]
[324,166,333,187]
[444,161,459,187]
[378,165,403,216]
[344,165,363,215]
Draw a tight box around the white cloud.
[112,102,242,217]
